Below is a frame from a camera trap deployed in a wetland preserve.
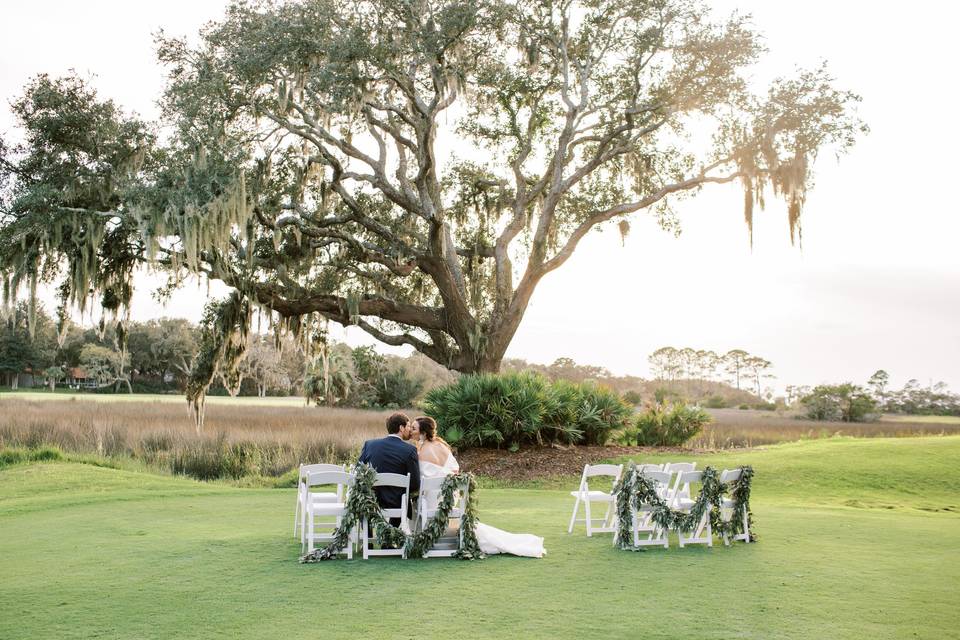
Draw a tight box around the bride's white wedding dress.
[419,454,546,558]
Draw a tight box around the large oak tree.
[1,0,865,425]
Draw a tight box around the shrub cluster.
[802,383,876,422]
[422,372,633,450]
[631,402,712,446]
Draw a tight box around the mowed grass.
[1,438,959,639]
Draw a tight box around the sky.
[1,1,958,394]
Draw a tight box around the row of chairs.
[293,464,468,559]
[568,462,750,548]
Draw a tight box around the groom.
[357,412,420,528]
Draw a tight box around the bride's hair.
[415,416,446,445]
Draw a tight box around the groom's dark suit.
[357,435,420,525]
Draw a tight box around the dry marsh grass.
[694,408,960,448]
[3,397,958,482]
[0,397,390,481]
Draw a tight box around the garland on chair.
[300,463,484,562]
[612,462,755,551]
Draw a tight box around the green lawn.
[0,389,307,407]
[1,437,958,639]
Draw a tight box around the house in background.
[65,368,97,390]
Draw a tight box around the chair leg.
[300,499,309,545]
[601,501,612,530]
[742,506,750,543]
[306,506,314,554]
[362,518,368,560]
[705,509,713,547]
[294,493,301,538]
[567,495,581,534]
[585,500,593,537]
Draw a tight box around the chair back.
[419,475,468,514]
[373,472,410,490]
[374,472,410,520]
[585,463,623,478]
[419,475,458,512]
[677,470,703,485]
[720,468,742,484]
[666,462,697,501]
[299,463,345,481]
[579,463,623,494]
[674,470,704,505]
[636,470,671,505]
[637,463,664,473]
[420,475,448,493]
[306,470,353,491]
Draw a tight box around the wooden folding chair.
[628,470,672,549]
[568,463,623,536]
[671,470,712,547]
[417,475,469,557]
[719,468,751,545]
[304,470,355,558]
[294,463,345,542]
[362,472,411,559]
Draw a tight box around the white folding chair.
[719,469,751,545]
[304,470,355,558]
[294,463,345,541]
[664,462,696,502]
[417,475,470,557]
[625,470,672,548]
[568,463,623,536]
[362,472,411,559]
[671,470,712,547]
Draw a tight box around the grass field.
[0,389,309,407]
[2,436,958,639]
[882,414,960,424]
[0,396,395,480]
[698,407,960,447]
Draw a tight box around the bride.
[411,416,546,558]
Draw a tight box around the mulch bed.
[455,444,709,483]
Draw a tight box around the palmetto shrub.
[634,402,712,446]
[422,372,633,449]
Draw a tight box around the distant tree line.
[0,305,452,408]
[648,347,774,398]
[503,355,763,408]
[799,369,960,422]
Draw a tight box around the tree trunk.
[11,374,19,390]
[49,379,56,392]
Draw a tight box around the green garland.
[300,463,485,562]
[613,462,755,551]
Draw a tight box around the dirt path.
[456,444,709,482]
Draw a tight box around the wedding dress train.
[419,457,546,558]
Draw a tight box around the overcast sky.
[2,1,958,393]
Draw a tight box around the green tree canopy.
[1,0,865,425]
